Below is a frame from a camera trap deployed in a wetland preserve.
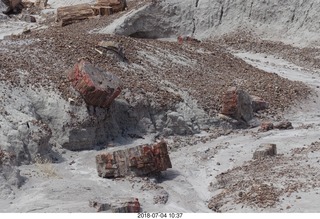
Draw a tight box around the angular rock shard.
[251,95,269,112]
[221,87,253,123]
[69,60,122,108]
[96,141,172,178]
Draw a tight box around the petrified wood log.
[68,60,122,108]
[56,3,95,26]
[96,141,172,178]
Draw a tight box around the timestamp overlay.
[137,213,184,219]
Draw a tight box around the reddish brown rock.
[221,87,253,123]
[69,60,122,108]
[251,95,269,112]
[96,141,172,178]
[89,197,140,213]
[259,121,274,132]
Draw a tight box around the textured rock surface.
[89,197,140,213]
[221,87,253,123]
[259,121,274,132]
[251,95,269,112]
[69,60,122,108]
[0,149,24,200]
[253,143,277,160]
[96,141,172,178]
[274,121,293,130]
[153,189,169,204]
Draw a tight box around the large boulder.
[221,87,253,123]
[69,60,122,108]
[96,141,172,178]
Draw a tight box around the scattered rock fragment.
[251,95,269,112]
[274,121,293,130]
[177,35,201,44]
[96,141,172,178]
[69,60,122,108]
[153,189,169,204]
[221,87,253,124]
[21,14,36,22]
[253,143,277,160]
[259,121,274,132]
[89,197,140,212]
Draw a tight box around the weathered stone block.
[69,60,122,108]
[96,141,172,178]
[253,143,277,160]
[221,87,253,123]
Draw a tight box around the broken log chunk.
[96,141,172,178]
[95,0,126,13]
[253,143,277,160]
[221,87,253,123]
[92,5,113,16]
[68,60,122,108]
[89,197,140,213]
[56,3,95,26]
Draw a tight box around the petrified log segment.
[92,5,113,16]
[69,60,122,108]
[253,143,277,160]
[56,4,95,26]
[96,141,172,178]
[95,0,126,13]
[221,87,253,123]
[89,197,140,213]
